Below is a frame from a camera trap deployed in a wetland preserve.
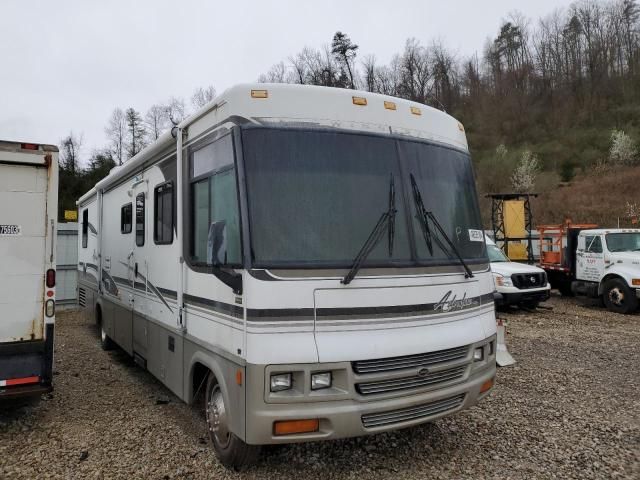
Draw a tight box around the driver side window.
[585,236,602,254]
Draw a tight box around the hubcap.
[206,384,230,448]
[609,287,624,306]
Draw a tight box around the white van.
[486,237,550,308]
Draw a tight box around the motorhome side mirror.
[207,221,227,267]
[207,221,242,294]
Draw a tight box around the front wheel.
[100,324,115,351]
[602,278,638,314]
[205,373,260,468]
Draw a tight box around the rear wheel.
[205,373,260,468]
[602,278,638,314]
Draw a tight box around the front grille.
[361,393,465,428]
[352,345,468,374]
[511,272,547,289]
[78,287,86,307]
[356,365,467,395]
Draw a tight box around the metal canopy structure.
[487,193,538,263]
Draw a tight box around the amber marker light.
[480,378,495,394]
[410,106,422,115]
[352,96,367,106]
[251,89,269,98]
[273,419,319,436]
[384,101,397,110]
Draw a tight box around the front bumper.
[244,338,496,445]
[495,288,551,306]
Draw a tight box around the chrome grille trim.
[352,345,468,374]
[356,365,467,395]
[362,393,465,428]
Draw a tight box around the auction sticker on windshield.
[468,229,484,242]
[0,225,22,236]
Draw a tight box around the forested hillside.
[59,0,640,227]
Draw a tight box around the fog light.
[45,299,55,317]
[311,372,332,390]
[473,347,484,361]
[270,373,292,392]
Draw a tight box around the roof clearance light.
[384,101,397,110]
[410,106,422,116]
[352,96,367,106]
[251,89,269,99]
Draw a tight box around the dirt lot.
[1,296,639,480]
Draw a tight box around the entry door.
[130,190,148,358]
[578,235,605,282]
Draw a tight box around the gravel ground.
[1,295,639,479]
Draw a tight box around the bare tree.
[105,108,126,166]
[145,104,169,141]
[59,131,83,174]
[165,96,187,126]
[191,85,217,109]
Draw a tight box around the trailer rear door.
[0,162,49,342]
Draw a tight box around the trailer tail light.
[21,143,39,150]
[46,269,56,288]
[45,300,55,317]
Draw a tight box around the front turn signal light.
[274,419,319,436]
[480,378,494,394]
[631,279,640,286]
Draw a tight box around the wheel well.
[95,303,102,326]
[191,362,211,405]
[599,274,625,294]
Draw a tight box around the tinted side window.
[190,134,241,265]
[121,204,132,234]
[135,193,145,247]
[154,182,173,244]
[82,209,88,248]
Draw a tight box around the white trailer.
[0,140,58,398]
[77,84,497,467]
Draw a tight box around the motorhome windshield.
[242,127,486,268]
[605,232,640,252]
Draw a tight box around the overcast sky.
[1,0,574,162]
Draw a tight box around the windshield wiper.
[342,174,396,285]
[409,174,474,278]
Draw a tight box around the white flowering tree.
[609,130,637,166]
[511,150,540,193]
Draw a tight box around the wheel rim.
[608,287,625,306]
[206,384,230,448]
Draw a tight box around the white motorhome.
[0,140,58,398]
[77,84,496,467]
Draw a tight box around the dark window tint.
[121,204,132,234]
[82,209,88,248]
[135,193,145,247]
[190,135,241,265]
[154,182,173,244]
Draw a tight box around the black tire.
[521,301,539,310]
[602,278,639,314]
[205,373,260,468]
[557,281,574,297]
[100,323,115,351]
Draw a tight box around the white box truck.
[0,140,58,398]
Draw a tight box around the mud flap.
[496,317,515,367]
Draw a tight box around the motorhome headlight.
[270,373,293,392]
[493,273,513,287]
[311,372,332,390]
[473,347,484,361]
[45,299,55,317]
